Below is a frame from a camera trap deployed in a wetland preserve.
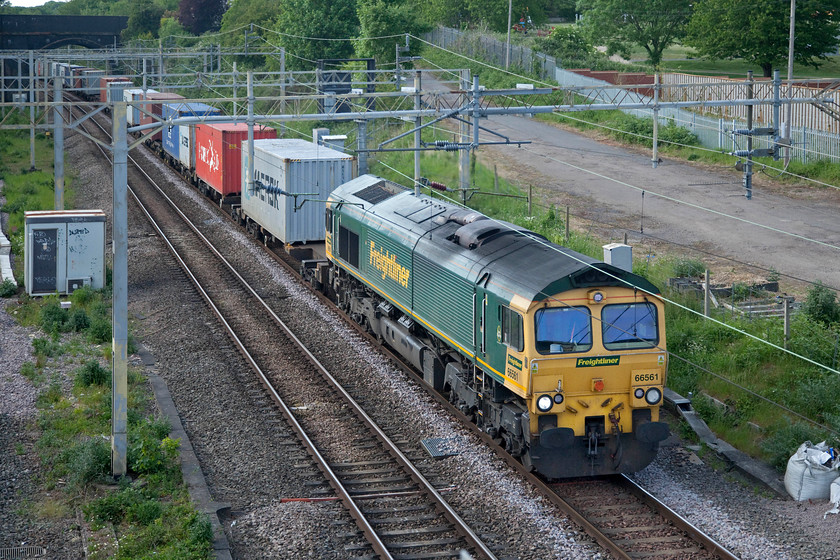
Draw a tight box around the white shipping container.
[241,139,356,244]
[122,88,157,126]
[24,210,106,296]
[178,122,195,170]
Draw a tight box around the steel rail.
[69,99,497,560]
[617,475,739,560]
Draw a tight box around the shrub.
[32,337,62,358]
[803,281,840,325]
[70,285,95,306]
[87,317,112,344]
[128,417,177,475]
[67,308,90,332]
[0,278,17,297]
[760,421,825,472]
[65,437,110,488]
[671,257,705,278]
[39,301,68,334]
[76,360,110,387]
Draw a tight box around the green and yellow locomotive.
[311,174,669,478]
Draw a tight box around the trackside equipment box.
[241,139,355,244]
[24,210,106,296]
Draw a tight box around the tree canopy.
[271,0,359,71]
[122,0,166,41]
[355,0,430,64]
[685,0,840,77]
[577,0,693,67]
[177,0,226,35]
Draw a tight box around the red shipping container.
[99,76,127,103]
[194,122,277,197]
[140,92,185,142]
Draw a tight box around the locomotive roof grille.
[354,180,406,204]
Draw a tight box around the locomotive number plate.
[633,372,660,383]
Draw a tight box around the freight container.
[81,70,104,98]
[123,88,158,126]
[106,81,133,105]
[99,76,127,102]
[195,122,277,198]
[140,92,184,142]
[71,67,92,91]
[24,210,106,296]
[161,102,221,170]
[240,139,355,243]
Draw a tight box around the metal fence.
[556,69,840,163]
[423,27,557,82]
[422,27,840,163]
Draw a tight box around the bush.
[39,301,68,334]
[76,360,110,387]
[0,278,17,297]
[65,437,110,488]
[128,417,177,475]
[760,421,825,472]
[32,337,62,358]
[803,281,840,325]
[671,257,705,278]
[67,308,91,332]
[87,317,112,344]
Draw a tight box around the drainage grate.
[0,547,46,560]
[421,437,462,458]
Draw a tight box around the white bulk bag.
[784,441,839,501]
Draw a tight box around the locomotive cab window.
[535,306,592,354]
[325,209,333,234]
[500,306,524,352]
[338,225,359,268]
[602,302,658,350]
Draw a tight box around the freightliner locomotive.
[305,174,670,478]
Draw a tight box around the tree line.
[1,0,838,77]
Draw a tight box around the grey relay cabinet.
[24,210,106,296]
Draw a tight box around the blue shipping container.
[161,102,221,164]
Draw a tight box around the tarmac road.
[463,110,840,293]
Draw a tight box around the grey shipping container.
[241,139,355,244]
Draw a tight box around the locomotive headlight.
[634,388,645,399]
[592,292,604,303]
[554,393,564,404]
[537,394,553,412]
[645,387,662,405]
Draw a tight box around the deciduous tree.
[355,0,430,63]
[177,0,226,35]
[122,0,165,40]
[577,0,692,67]
[271,0,358,71]
[685,0,840,77]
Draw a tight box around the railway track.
[68,98,500,560]
[67,94,739,560]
